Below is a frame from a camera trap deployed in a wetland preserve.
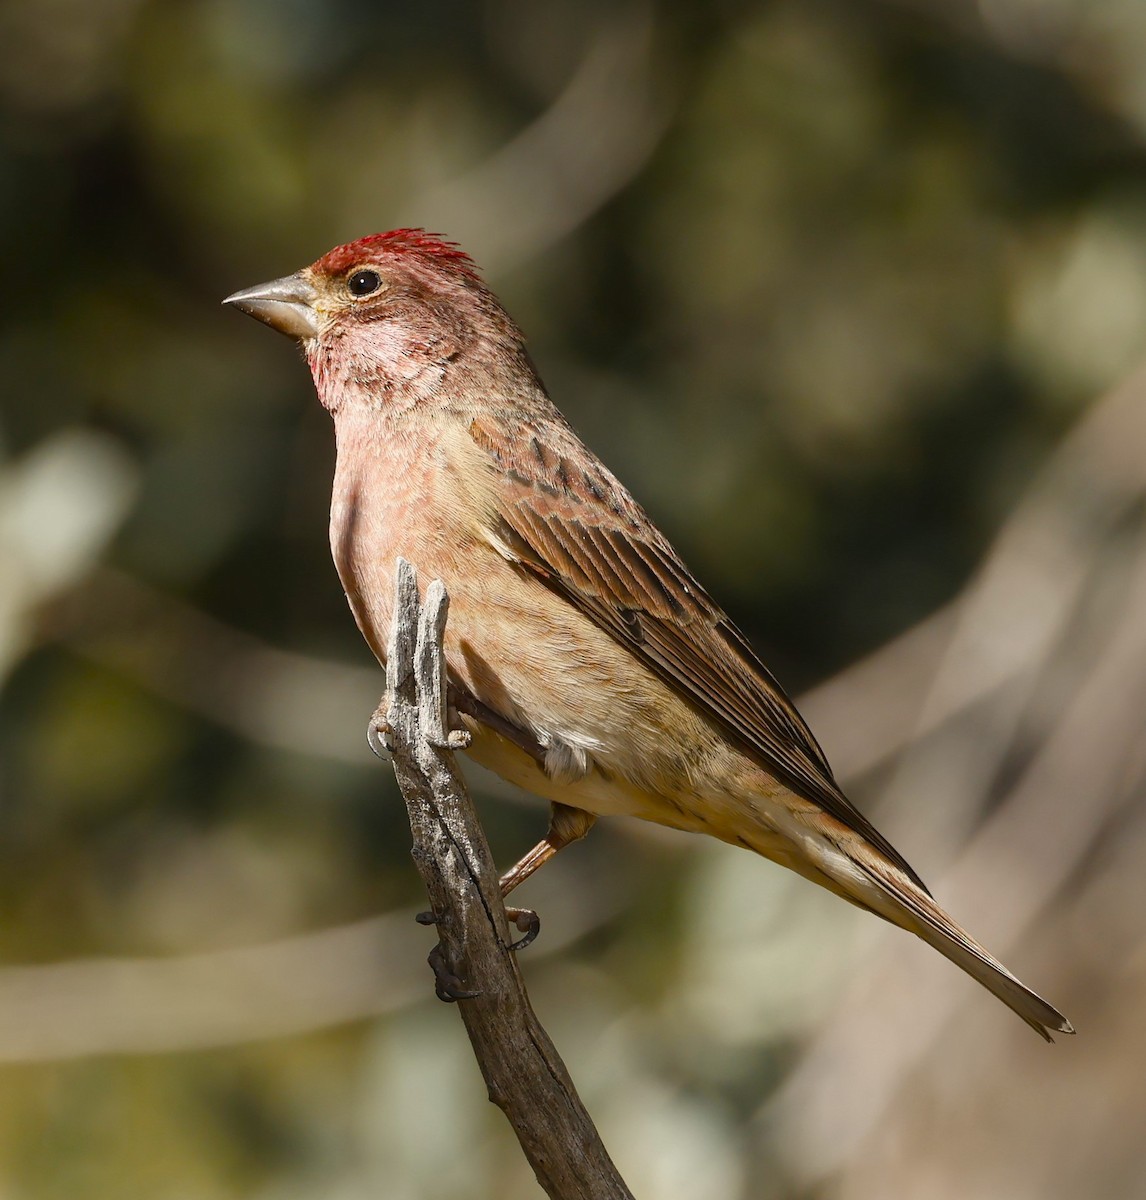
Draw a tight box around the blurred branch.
[0,875,620,1064]
[417,2,672,275]
[770,361,1146,1188]
[0,911,424,1062]
[884,0,1117,99]
[46,566,381,764]
[380,558,632,1200]
[803,360,1146,785]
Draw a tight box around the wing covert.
[468,414,928,892]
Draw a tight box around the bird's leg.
[500,802,597,894]
[441,689,597,949]
[500,803,597,950]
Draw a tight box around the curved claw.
[427,942,480,1002]
[505,906,541,951]
[367,717,394,759]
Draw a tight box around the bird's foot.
[504,906,540,951]
[430,706,472,752]
[417,911,480,1002]
[367,701,394,759]
[426,942,480,1002]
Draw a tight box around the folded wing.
[468,414,929,893]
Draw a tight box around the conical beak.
[223,273,319,339]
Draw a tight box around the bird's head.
[225,230,522,412]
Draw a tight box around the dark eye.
[347,269,382,297]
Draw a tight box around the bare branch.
[379,558,633,1200]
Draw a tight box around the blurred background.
[1,0,1145,1196]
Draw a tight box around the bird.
[224,228,1073,1041]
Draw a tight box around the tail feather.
[856,857,1074,1042]
[731,799,1073,1040]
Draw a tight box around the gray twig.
[376,558,634,1200]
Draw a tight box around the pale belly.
[331,496,728,820]
[351,541,710,818]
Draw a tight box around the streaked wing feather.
[469,416,929,892]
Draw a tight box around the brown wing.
[469,415,929,893]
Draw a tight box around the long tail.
[741,807,1073,1038]
[851,852,1074,1041]
[731,796,1073,1039]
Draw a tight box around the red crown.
[311,229,478,278]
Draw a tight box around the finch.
[225,229,1072,1040]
